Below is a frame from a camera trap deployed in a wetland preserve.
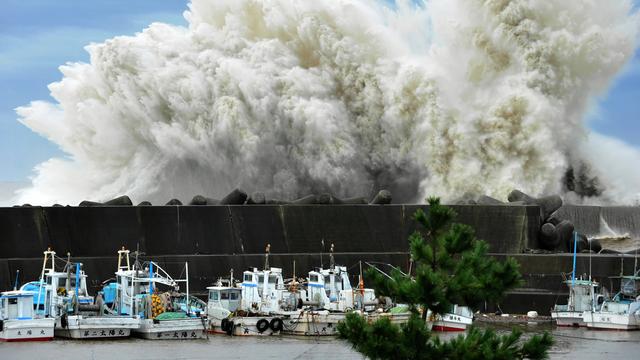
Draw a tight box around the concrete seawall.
[1,204,638,314]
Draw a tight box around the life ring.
[270,318,283,332]
[256,318,270,333]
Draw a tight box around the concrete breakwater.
[0,204,638,314]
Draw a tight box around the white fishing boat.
[551,232,610,327]
[584,271,640,330]
[207,280,286,336]
[428,305,473,332]
[25,249,138,339]
[281,247,393,336]
[551,277,604,327]
[207,246,290,336]
[0,290,54,342]
[107,248,208,339]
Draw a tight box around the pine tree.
[338,197,553,359]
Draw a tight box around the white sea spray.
[14,0,640,205]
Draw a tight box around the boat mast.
[185,261,190,316]
[13,270,19,291]
[571,231,577,288]
[569,231,578,310]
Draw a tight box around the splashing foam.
[14,0,640,205]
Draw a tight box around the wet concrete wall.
[555,205,640,238]
[0,204,539,259]
[7,204,637,314]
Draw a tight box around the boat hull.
[431,313,473,332]
[552,311,585,327]
[209,316,281,336]
[54,315,139,339]
[281,311,414,336]
[134,318,208,340]
[583,311,640,330]
[0,318,55,342]
[280,311,346,336]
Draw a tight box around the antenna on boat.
[329,243,335,271]
[358,260,365,298]
[230,268,234,285]
[264,244,271,270]
[289,260,298,293]
[320,239,324,268]
[13,270,19,291]
[571,231,578,288]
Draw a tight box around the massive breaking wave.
[14,0,640,205]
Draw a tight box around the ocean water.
[1,326,638,359]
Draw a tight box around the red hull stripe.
[432,325,466,332]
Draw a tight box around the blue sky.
[1,0,639,183]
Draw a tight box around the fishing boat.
[207,246,290,336]
[23,249,138,339]
[428,305,474,331]
[105,248,208,339]
[281,247,392,336]
[0,289,55,342]
[551,276,604,327]
[583,270,640,330]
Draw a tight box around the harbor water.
[1,325,638,359]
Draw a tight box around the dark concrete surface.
[1,204,639,314]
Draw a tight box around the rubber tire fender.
[256,318,270,333]
[270,318,283,332]
[226,321,234,336]
[61,314,68,329]
[0,319,3,332]
[221,318,229,332]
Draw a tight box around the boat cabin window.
[8,298,17,305]
[258,274,265,284]
[244,273,252,282]
[210,291,219,301]
[310,274,319,283]
[221,291,229,300]
[269,275,278,285]
[229,291,239,300]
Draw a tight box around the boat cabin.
[0,291,36,321]
[308,266,352,303]
[240,267,286,313]
[207,286,241,313]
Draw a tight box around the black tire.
[297,298,303,309]
[0,320,4,332]
[226,321,234,336]
[61,314,68,329]
[270,318,283,332]
[256,318,270,333]
[221,318,229,332]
